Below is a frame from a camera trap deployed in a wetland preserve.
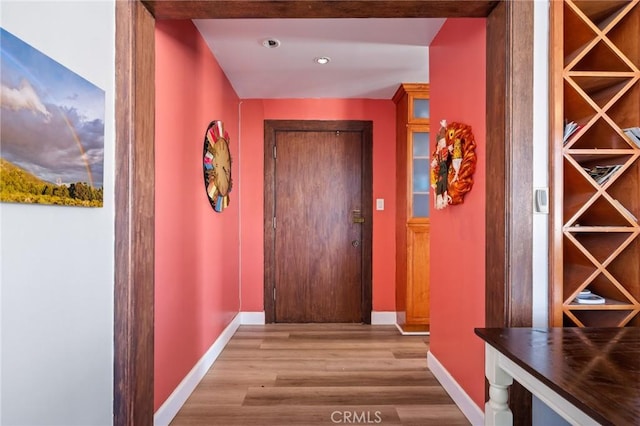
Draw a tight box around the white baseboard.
[395,323,430,336]
[154,314,241,426]
[427,351,484,426]
[240,311,265,324]
[371,311,397,325]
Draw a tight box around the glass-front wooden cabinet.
[394,83,430,333]
[412,128,431,218]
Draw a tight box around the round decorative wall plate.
[203,120,232,212]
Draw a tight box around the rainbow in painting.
[1,27,105,207]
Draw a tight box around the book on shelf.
[576,294,605,304]
[575,290,605,305]
[623,127,640,148]
[582,164,623,185]
[563,120,581,145]
[612,199,638,222]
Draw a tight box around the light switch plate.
[376,198,384,211]
[534,188,549,214]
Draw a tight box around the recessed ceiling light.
[314,56,331,65]
[262,38,281,48]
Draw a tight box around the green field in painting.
[0,158,103,207]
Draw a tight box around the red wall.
[429,18,487,408]
[154,20,241,410]
[153,18,485,413]
[239,99,397,312]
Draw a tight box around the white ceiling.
[193,18,445,99]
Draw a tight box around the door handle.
[352,209,365,224]
[352,240,361,248]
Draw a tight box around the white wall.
[532,0,550,328]
[0,1,115,425]
[532,2,570,424]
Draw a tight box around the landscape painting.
[0,27,105,207]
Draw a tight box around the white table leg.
[485,344,513,426]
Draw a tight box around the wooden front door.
[265,120,372,323]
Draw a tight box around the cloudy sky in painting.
[1,27,105,188]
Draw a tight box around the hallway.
[171,324,469,425]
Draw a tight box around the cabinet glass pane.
[413,159,430,192]
[413,132,430,157]
[413,194,430,217]
[413,99,430,119]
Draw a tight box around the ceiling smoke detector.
[262,38,281,48]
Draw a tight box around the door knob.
[352,240,360,248]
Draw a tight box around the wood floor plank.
[210,359,331,371]
[397,405,471,425]
[242,385,454,406]
[392,349,431,359]
[286,330,413,339]
[232,330,291,338]
[259,339,425,350]
[177,384,247,406]
[172,405,403,425]
[274,370,440,387]
[199,370,277,386]
[170,324,470,425]
[223,339,264,349]
[325,358,428,371]
[218,348,397,360]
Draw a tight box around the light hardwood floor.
[171,324,470,425]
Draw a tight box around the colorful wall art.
[0,28,105,207]
[430,119,477,209]
[203,120,232,213]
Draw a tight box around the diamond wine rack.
[551,0,640,327]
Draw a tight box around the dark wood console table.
[475,327,640,426]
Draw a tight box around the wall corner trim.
[241,311,266,325]
[371,311,397,325]
[427,351,484,426]
[153,314,241,426]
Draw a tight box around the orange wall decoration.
[429,18,487,409]
[239,99,397,313]
[154,20,241,410]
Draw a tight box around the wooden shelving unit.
[394,83,431,333]
[550,0,640,327]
